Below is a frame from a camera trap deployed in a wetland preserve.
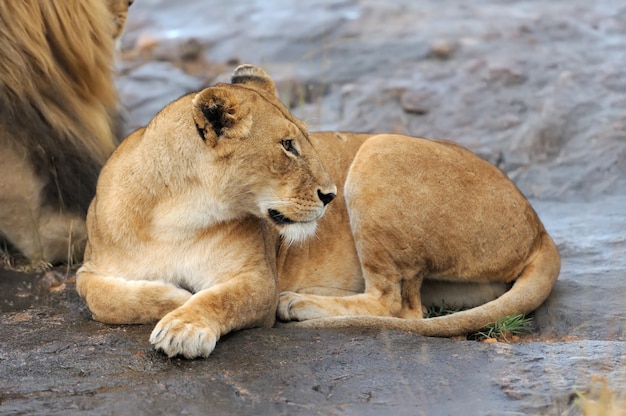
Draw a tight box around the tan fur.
[277,134,561,336]
[107,0,134,40]
[76,66,336,358]
[230,70,559,338]
[78,65,560,358]
[0,0,131,265]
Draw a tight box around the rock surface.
[1,0,625,414]
[1,300,623,416]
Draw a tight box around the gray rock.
[1,285,624,415]
[116,61,205,131]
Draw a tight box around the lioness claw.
[150,317,218,359]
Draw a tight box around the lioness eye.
[281,139,299,156]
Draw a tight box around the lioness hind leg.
[76,270,192,324]
[278,291,394,321]
[278,138,432,323]
[278,263,417,321]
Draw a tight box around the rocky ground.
[1,0,625,414]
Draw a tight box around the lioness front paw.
[277,291,331,322]
[150,311,219,359]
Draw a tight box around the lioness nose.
[317,189,336,206]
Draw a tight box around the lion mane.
[0,0,127,264]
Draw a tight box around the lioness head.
[185,65,336,243]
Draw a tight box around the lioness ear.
[231,64,278,97]
[191,87,251,147]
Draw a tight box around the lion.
[76,65,560,359]
[107,0,135,40]
[0,0,132,266]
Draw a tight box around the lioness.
[77,65,560,358]
[0,0,132,266]
[77,66,337,358]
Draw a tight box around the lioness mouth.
[268,209,295,225]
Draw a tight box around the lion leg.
[150,272,276,358]
[36,207,87,265]
[1,204,86,267]
[278,152,432,322]
[0,143,45,263]
[0,143,86,266]
[76,270,193,324]
[0,198,44,267]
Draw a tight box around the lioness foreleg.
[150,272,276,358]
[76,271,192,324]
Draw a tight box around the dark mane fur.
[0,0,122,215]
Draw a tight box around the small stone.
[488,63,527,86]
[135,32,159,52]
[400,88,436,115]
[428,39,458,60]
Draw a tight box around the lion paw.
[15,259,53,273]
[277,291,330,322]
[150,312,219,359]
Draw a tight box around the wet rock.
[1,296,624,416]
[400,87,438,115]
[116,61,205,131]
[531,197,626,342]
[507,71,584,167]
[487,62,528,86]
[275,79,331,110]
[2,198,624,415]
